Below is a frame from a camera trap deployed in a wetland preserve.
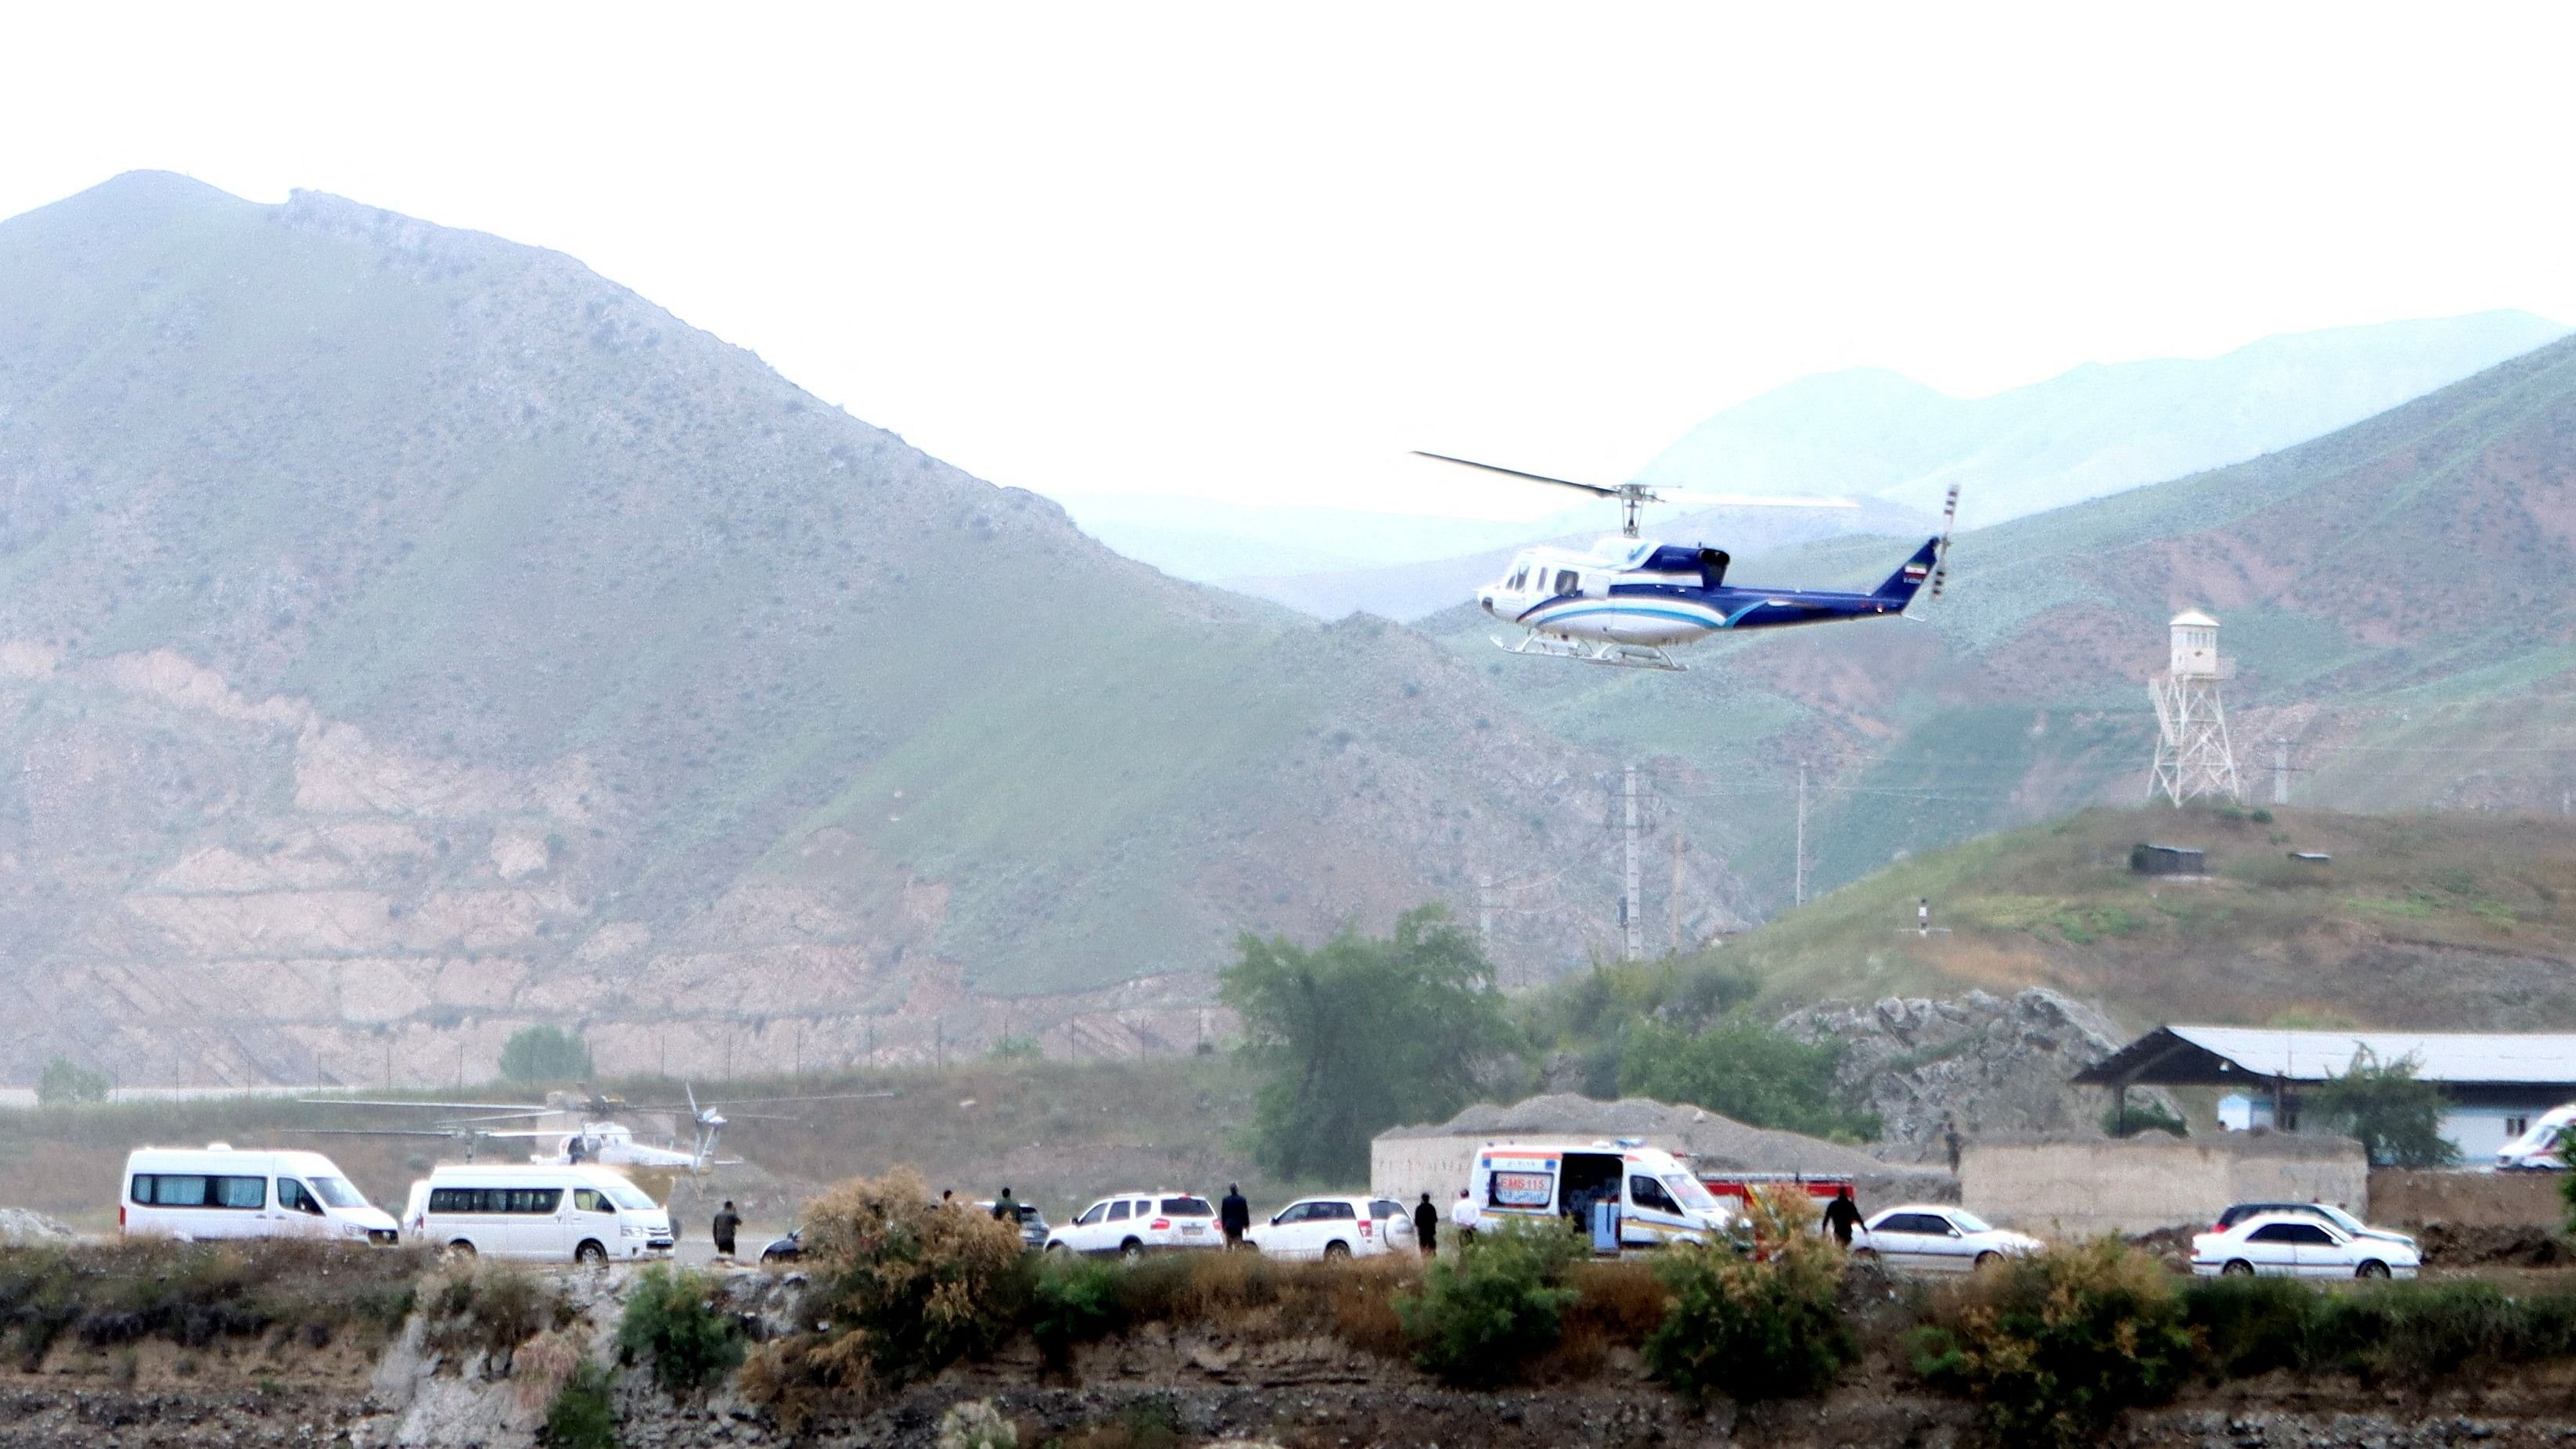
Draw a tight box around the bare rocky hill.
[0,174,1753,1085]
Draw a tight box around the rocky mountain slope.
[0,174,1752,1085]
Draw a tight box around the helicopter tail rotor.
[1927,484,1959,602]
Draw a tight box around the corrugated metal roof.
[2168,1026,2576,1084]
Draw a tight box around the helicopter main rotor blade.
[1657,490,1859,510]
[1411,451,1621,498]
[300,1098,552,1113]
[292,1128,476,1139]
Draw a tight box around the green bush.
[1028,1253,1125,1369]
[544,1362,621,1449]
[498,1024,594,1083]
[2100,1097,2188,1138]
[616,1265,743,1397]
[2180,1274,2315,1379]
[2184,1275,2576,1386]
[1908,1239,2196,1449]
[1645,1238,1850,1403]
[34,1057,110,1106]
[1393,1219,1586,1387]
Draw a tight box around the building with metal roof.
[2075,1025,2576,1160]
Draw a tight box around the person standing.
[1412,1192,1438,1257]
[712,1199,741,1260]
[1943,1119,1965,1177]
[991,1186,1017,1223]
[1918,897,1931,936]
[1219,1183,1250,1249]
[1822,1186,1862,1248]
[1451,1187,1479,1244]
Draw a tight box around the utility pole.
[1621,764,1642,961]
[1477,872,1493,957]
[1794,759,1809,907]
[1669,830,1685,955]
[2272,738,2289,806]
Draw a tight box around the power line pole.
[1477,872,1493,956]
[2272,738,2289,806]
[1669,830,1685,955]
[1621,763,1642,961]
[1794,759,1809,907]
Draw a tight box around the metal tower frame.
[2147,671,2242,805]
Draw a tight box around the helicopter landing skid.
[1495,633,1686,671]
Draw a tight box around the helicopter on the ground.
[1414,451,1956,671]
[299,1084,888,1173]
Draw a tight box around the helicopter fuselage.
[1479,534,1940,658]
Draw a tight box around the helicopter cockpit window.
[1553,569,1580,595]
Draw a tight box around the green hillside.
[1432,332,2576,914]
[1719,804,2576,1033]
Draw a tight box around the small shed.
[2129,842,2204,876]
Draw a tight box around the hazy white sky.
[6,3,2574,518]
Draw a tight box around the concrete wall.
[1372,1134,1484,1212]
[2369,1169,2570,1228]
[1963,1134,2368,1237]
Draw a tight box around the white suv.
[1045,1191,1218,1257]
[1245,1196,1418,1259]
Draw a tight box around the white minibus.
[121,1145,401,1245]
[417,1163,674,1263]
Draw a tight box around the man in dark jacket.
[1822,1186,1863,1248]
[1413,1192,1439,1257]
[712,1200,742,1260]
[1219,1183,1251,1249]
[991,1187,1018,1223]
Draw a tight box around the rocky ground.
[1779,986,2179,1161]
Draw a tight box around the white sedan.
[1043,1191,1219,1258]
[2191,1212,2420,1280]
[1244,1196,1417,1259]
[1853,1205,2043,1273]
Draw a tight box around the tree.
[2560,1124,2575,1236]
[1617,1016,1879,1142]
[498,1024,594,1084]
[2304,1047,2456,1167]
[1221,904,1520,1181]
[35,1056,110,1106]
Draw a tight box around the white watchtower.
[2147,609,2242,805]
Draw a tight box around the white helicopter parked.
[1415,451,1957,671]
[300,1084,889,1174]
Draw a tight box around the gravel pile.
[0,1206,76,1246]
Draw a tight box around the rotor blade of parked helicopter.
[626,1092,898,1109]
[299,1098,552,1113]
[292,1127,476,1138]
[1653,490,1860,509]
[1410,451,1621,497]
[707,1112,803,1122]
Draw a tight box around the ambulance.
[1459,1139,1740,1251]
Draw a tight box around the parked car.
[759,1228,804,1263]
[2211,1200,2415,1249]
[1851,1205,2042,1273]
[976,1200,1052,1251]
[2191,1211,2420,1279]
[2496,1103,2576,1170]
[1244,1196,1417,1259]
[124,1145,401,1246]
[1044,1191,1219,1257]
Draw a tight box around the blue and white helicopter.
[1416,451,1957,671]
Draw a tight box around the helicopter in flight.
[1415,451,1958,671]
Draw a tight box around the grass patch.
[0,1240,422,1368]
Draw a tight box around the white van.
[419,1163,674,1263]
[1460,1139,1739,1250]
[2496,1102,2576,1170]
[121,1145,401,1245]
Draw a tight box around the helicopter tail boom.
[1869,538,1942,608]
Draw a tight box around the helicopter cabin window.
[1552,569,1581,596]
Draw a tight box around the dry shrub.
[1742,1184,1822,1257]
[1323,1257,1412,1359]
[423,1261,571,1361]
[1566,1260,1672,1345]
[739,1167,1025,1417]
[512,1329,586,1411]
